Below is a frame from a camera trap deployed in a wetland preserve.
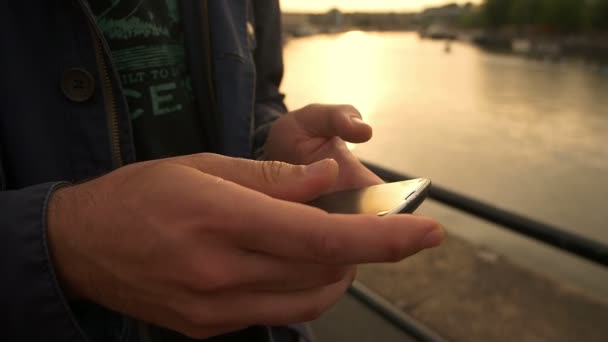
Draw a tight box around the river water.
[282,32,608,299]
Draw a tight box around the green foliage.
[509,0,543,26]
[468,0,608,32]
[584,0,608,30]
[540,0,583,32]
[460,7,486,28]
[483,0,512,28]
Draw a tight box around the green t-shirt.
[90,0,205,161]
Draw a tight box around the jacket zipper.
[76,0,124,168]
[201,0,220,153]
[179,0,221,153]
[92,33,123,168]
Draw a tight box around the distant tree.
[583,0,608,31]
[483,0,512,28]
[459,6,486,28]
[468,0,608,32]
[540,0,584,32]
[509,0,543,27]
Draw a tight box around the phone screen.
[307,179,431,216]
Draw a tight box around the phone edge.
[385,179,432,215]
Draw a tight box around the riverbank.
[284,27,608,66]
[454,31,608,64]
[356,232,608,342]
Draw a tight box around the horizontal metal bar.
[349,281,449,342]
[362,161,608,267]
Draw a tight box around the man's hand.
[264,104,384,191]
[47,153,443,339]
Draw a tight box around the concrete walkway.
[312,291,418,342]
[357,233,608,342]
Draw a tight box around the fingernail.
[421,226,444,248]
[351,117,369,127]
[305,159,331,176]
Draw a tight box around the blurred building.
[418,3,472,22]
[282,9,416,37]
[414,3,475,39]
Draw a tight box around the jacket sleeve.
[252,0,288,158]
[0,181,86,342]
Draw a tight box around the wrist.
[47,184,84,300]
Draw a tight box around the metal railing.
[362,161,608,268]
[349,281,449,342]
[346,161,608,342]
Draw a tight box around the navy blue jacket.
[0,1,290,341]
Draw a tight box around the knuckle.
[312,228,343,263]
[211,176,225,186]
[260,160,286,184]
[385,239,408,262]
[329,106,356,131]
[339,104,360,116]
[195,152,215,160]
[327,105,343,117]
[303,103,322,112]
[193,152,221,165]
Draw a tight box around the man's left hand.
[264,104,383,192]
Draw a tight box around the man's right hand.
[47,153,443,339]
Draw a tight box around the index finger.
[294,104,372,144]
[237,196,444,265]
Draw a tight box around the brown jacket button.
[61,68,96,102]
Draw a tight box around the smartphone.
[307,179,431,216]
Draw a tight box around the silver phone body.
[307,179,431,216]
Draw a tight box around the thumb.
[175,154,340,202]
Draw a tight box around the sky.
[281,0,482,13]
